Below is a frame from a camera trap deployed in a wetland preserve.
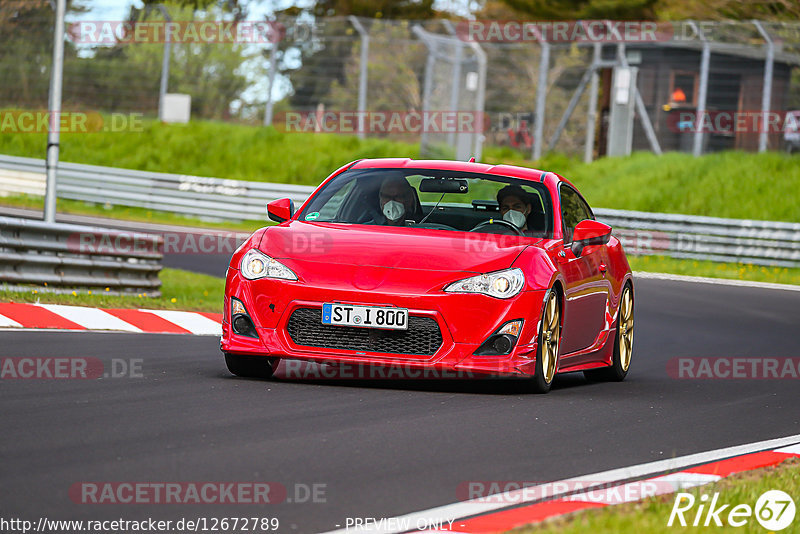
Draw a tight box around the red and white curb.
[0,302,221,335]
[322,434,800,533]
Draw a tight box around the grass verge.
[628,255,800,286]
[512,457,799,534]
[0,268,224,313]
[2,116,799,221]
[0,115,421,185]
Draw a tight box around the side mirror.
[571,219,611,257]
[267,198,295,223]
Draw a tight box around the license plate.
[321,303,409,330]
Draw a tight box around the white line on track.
[633,271,800,292]
[320,433,800,534]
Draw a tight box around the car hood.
[259,221,532,274]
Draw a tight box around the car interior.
[301,169,553,238]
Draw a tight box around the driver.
[377,174,417,226]
[497,185,532,233]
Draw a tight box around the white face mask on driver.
[383,200,406,222]
[502,209,527,229]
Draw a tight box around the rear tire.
[224,353,279,379]
[531,290,561,393]
[584,283,634,382]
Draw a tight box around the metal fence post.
[443,20,463,147]
[44,0,66,223]
[616,40,662,156]
[157,5,172,121]
[264,42,278,126]
[468,40,487,161]
[753,20,774,153]
[349,16,369,139]
[413,25,435,155]
[531,29,550,161]
[690,21,710,157]
[584,43,601,163]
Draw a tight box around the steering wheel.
[469,218,524,236]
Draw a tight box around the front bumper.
[220,269,547,377]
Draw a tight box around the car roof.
[350,158,553,184]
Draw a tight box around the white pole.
[753,21,774,153]
[349,16,369,139]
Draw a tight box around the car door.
[556,184,611,355]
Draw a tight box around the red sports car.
[221,159,634,392]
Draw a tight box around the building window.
[670,71,697,107]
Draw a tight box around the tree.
[276,0,437,111]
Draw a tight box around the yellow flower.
[105,287,110,292]
[71,291,77,296]
[87,290,92,295]
[171,297,177,303]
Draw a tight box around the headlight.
[444,268,525,299]
[240,249,297,281]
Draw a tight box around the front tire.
[224,353,279,379]
[584,283,634,382]
[531,290,561,393]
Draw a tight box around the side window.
[560,185,593,243]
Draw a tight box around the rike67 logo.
[668,490,795,530]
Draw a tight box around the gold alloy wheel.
[540,292,561,383]
[618,287,634,371]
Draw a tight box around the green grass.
[483,149,800,223]
[513,458,799,534]
[629,255,800,286]
[0,268,224,313]
[0,114,421,185]
[2,116,798,222]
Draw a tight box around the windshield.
[297,168,553,238]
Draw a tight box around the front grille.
[286,307,443,356]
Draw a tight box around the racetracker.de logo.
[279,111,485,134]
[276,361,483,380]
[667,357,800,379]
[456,20,669,43]
[457,479,677,504]
[68,231,251,256]
[0,357,142,379]
[0,111,143,134]
[667,110,796,134]
[68,21,285,44]
[68,482,327,504]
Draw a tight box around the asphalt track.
[2,277,799,533]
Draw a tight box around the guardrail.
[0,154,313,221]
[0,216,163,295]
[595,209,800,268]
[1,154,797,268]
